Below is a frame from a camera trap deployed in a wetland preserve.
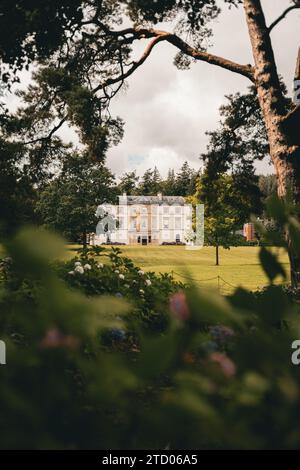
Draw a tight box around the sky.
[4,0,300,179]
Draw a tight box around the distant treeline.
[117,162,277,202]
[117,161,199,197]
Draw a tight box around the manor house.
[91,193,192,246]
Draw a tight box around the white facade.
[91,193,192,246]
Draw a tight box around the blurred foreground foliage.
[1,198,300,449]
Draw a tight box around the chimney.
[119,192,127,206]
[157,192,162,201]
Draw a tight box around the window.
[141,217,148,229]
[175,206,181,215]
[163,231,170,240]
[175,218,181,230]
[151,216,157,230]
[148,236,151,243]
[176,234,181,243]
[163,206,169,215]
[163,217,169,229]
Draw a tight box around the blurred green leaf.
[259,247,286,283]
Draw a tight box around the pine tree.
[164,169,176,195]
[152,166,162,194]
[138,169,153,195]
[176,161,194,196]
[118,171,139,195]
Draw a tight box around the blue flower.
[110,328,126,340]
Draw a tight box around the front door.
[142,236,147,245]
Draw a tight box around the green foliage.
[8,67,124,162]
[137,168,161,195]
[0,0,84,79]
[255,194,300,250]
[2,217,300,449]
[0,138,37,237]
[36,153,116,244]
[193,172,252,264]
[259,174,277,203]
[173,161,198,197]
[0,228,134,449]
[255,194,300,284]
[56,245,183,332]
[259,247,286,283]
[118,162,199,197]
[118,171,139,195]
[202,87,269,175]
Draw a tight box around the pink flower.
[169,291,190,321]
[209,352,236,378]
[40,328,80,350]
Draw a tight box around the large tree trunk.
[244,0,300,285]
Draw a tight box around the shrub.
[55,245,184,333]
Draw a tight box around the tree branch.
[166,34,254,81]
[22,115,67,145]
[92,34,167,93]
[93,27,254,94]
[268,3,300,33]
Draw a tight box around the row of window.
[117,206,184,216]
[118,217,185,230]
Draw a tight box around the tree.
[36,153,116,245]
[0,138,37,237]
[137,167,162,195]
[163,169,177,195]
[0,1,84,85]
[175,161,198,196]
[259,174,277,202]
[138,169,154,195]
[4,0,300,283]
[152,166,162,194]
[194,170,260,265]
[201,87,269,177]
[118,171,139,195]
[196,174,239,266]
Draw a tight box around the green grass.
[64,245,289,293]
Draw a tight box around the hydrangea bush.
[55,245,184,333]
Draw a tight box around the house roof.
[120,195,186,206]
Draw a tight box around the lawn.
[64,245,289,293]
